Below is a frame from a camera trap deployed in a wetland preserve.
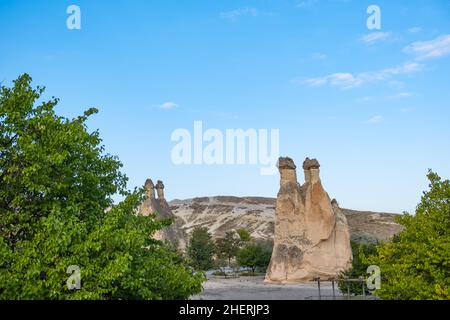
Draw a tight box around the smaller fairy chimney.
[302,157,320,184]
[278,157,297,186]
[156,180,165,199]
[144,179,155,199]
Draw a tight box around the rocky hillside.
[169,196,403,244]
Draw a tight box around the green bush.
[236,243,272,273]
[338,241,377,296]
[367,171,450,300]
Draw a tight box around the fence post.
[331,279,336,300]
[346,279,350,299]
[318,277,321,300]
[362,278,366,300]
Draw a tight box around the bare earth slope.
[169,196,403,244]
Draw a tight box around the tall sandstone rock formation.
[265,157,352,283]
[138,179,186,250]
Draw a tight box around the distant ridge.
[169,196,404,245]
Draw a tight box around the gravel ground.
[191,276,344,300]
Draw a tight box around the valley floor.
[191,276,345,300]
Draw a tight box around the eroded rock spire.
[144,179,155,199]
[156,180,165,200]
[138,178,186,250]
[265,157,352,283]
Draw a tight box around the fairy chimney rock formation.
[265,157,352,283]
[139,179,186,250]
[144,179,155,199]
[156,180,165,199]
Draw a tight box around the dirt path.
[192,276,343,300]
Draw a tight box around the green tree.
[0,74,204,299]
[236,244,272,273]
[236,228,252,243]
[215,231,240,267]
[367,171,450,300]
[338,241,377,296]
[187,227,215,271]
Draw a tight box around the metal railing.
[305,277,379,300]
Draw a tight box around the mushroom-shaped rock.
[303,158,321,184]
[155,180,165,199]
[331,198,340,207]
[137,179,187,251]
[265,156,352,283]
[302,157,320,170]
[278,157,298,187]
[144,179,155,199]
[278,157,297,170]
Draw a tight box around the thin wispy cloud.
[360,32,392,45]
[311,52,327,60]
[390,92,415,99]
[220,8,273,21]
[298,62,423,89]
[296,0,318,9]
[301,35,448,91]
[158,102,178,110]
[408,27,422,34]
[404,34,450,61]
[388,80,405,89]
[356,96,373,103]
[366,115,384,124]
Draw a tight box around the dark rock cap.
[331,198,339,207]
[156,180,165,189]
[302,157,320,170]
[277,157,297,170]
[144,179,154,189]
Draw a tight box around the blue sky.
[1,0,449,213]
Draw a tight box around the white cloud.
[159,102,178,110]
[390,92,415,99]
[220,8,273,21]
[408,27,422,34]
[296,0,318,9]
[388,80,405,89]
[299,62,423,89]
[356,96,373,103]
[311,52,327,60]
[360,32,392,45]
[366,115,383,124]
[404,34,450,61]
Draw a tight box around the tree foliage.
[187,227,215,271]
[215,231,240,267]
[367,171,450,300]
[0,74,204,299]
[236,228,252,243]
[236,243,272,273]
[338,241,377,296]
